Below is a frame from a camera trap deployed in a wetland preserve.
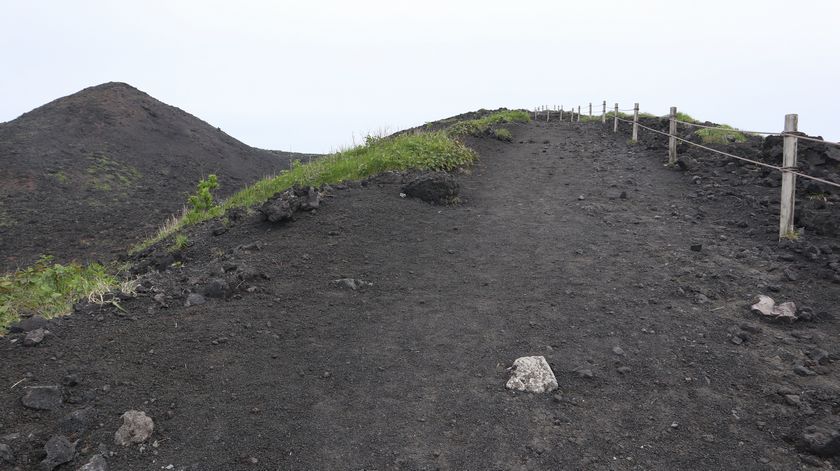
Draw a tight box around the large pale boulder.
[506,356,558,393]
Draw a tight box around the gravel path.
[2,120,839,470]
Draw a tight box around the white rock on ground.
[751,295,797,321]
[114,410,154,446]
[506,356,558,393]
[77,454,108,471]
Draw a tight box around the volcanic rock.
[506,356,558,393]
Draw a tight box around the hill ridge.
[0,82,298,270]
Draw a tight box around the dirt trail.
[2,120,840,470]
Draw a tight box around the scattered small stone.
[739,323,762,334]
[202,278,230,299]
[298,187,321,211]
[800,424,840,457]
[785,394,803,407]
[8,315,49,333]
[577,195,585,201]
[619,191,627,199]
[21,385,62,410]
[701,434,715,443]
[690,244,703,252]
[114,410,154,446]
[784,268,800,282]
[211,224,228,236]
[694,293,710,304]
[671,422,679,428]
[59,407,96,435]
[40,435,75,471]
[808,349,831,366]
[617,366,631,374]
[612,346,625,356]
[506,356,558,393]
[184,293,206,307]
[61,373,79,387]
[23,328,48,347]
[574,368,594,379]
[77,454,108,471]
[332,278,372,290]
[795,365,817,377]
[0,443,13,463]
[730,336,744,345]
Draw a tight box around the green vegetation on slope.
[133,130,478,253]
[695,125,747,145]
[0,256,121,331]
[492,128,513,142]
[447,110,530,137]
[675,112,697,123]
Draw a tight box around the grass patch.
[85,153,141,193]
[492,128,513,142]
[695,125,747,145]
[781,229,801,241]
[447,110,530,137]
[0,256,122,332]
[131,131,477,253]
[605,111,633,120]
[675,112,697,123]
[169,234,189,252]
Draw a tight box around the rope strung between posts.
[614,117,840,189]
[783,133,840,147]
[674,120,780,136]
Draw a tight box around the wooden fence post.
[613,103,618,133]
[577,106,581,122]
[779,114,799,239]
[560,106,563,121]
[589,102,592,118]
[546,108,550,122]
[632,103,639,142]
[668,106,677,165]
[601,101,606,124]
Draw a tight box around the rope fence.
[535,101,840,239]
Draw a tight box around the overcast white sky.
[1,0,838,153]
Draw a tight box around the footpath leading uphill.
[2,117,840,470]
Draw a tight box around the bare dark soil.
[3,119,840,470]
[0,83,303,271]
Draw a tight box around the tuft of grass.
[492,128,513,142]
[695,125,747,145]
[675,112,697,123]
[0,256,121,332]
[781,229,801,241]
[169,234,189,253]
[131,131,477,253]
[447,110,530,137]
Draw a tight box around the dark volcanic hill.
[0,82,296,271]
